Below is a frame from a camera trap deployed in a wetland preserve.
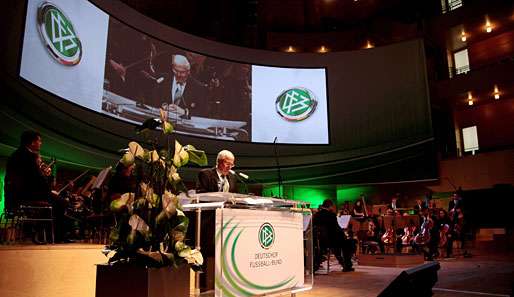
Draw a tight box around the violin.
[401,225,417,245]
[39,158,56,176]
[414,216,433,245]
[438,224,450,248]
[381,226,395,245]
[367,221,376,238]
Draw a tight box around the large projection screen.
[19,0,329,144]
[1,0,435,185]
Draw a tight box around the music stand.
[92,166,112,190]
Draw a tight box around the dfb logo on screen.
[275,87,318,122]
[258,223,275,249]
[37,2,82,66]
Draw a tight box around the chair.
[17,203,55,244]
[85,213,113,244]
[0,210,21,244]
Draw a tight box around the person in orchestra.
[386,194,401,215]
[414,199,425,215]
[352,199,366,217]
[436,209,452,258]
[4,131,67,244]
[313,199,354,272]
[196,150,238,193]
[411,206,434,260]
[338,201,351,216]
[108,162,137,201]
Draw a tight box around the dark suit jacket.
[196,168,238,193]
[4,147,51,209]
[313,208,345,249]
[156,73,209,117]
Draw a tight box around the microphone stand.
[231,171,249,194]
[273,137,283,199]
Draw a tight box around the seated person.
[338,201,351,216]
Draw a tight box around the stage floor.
[0,244,513,297]
[302,253,514,297]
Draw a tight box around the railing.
[442,55,514,80]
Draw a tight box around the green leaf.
[163,121,174,135]
[184,145,207,166]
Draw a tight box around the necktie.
[174,84,183,105]
[222,176,229,192]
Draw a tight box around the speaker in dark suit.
[196,150,238,193]
[154,54,209,117]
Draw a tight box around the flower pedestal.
[95,264,190,297]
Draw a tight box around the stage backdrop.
[0,0,436,186]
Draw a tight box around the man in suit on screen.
[160,54,209,118]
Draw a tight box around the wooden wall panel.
[469,30,514,68]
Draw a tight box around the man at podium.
[196,150,238,193]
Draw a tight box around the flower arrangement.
[105,109,207,270]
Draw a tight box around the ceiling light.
[365,40,374,49]
[493,85,500,99]
[285,45,295,53]
[467,92,474,106]
[318,45,328,53]
[485,16,493,33]
[461,31,467,42]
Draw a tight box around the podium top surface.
[181,192,310,211]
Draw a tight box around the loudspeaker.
[377,261,440,297]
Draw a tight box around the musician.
[436,209,452,258]
[108,162,137,201]
[411,206,434,260]
[363,218,385,254]
[448,193,462,219]
[4,131,67,243]
[386,195,401,215]
[338,201,351,216]
[352,199,366,217]
[414,199,425,215]
[196,150,238,193]
[313,199,354,272]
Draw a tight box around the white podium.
[182,193,313,297]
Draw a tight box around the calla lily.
[120,152,135,166]
[173,141,189,167]
[110,192,135,212]
[178,247,204,265]
[129,214,150,232]
[149,150,160,162]
[162,191,178,218]
[167,165,181,184]
[128,141,145,158]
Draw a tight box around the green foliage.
[106,113,206,269]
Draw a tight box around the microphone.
[229,170,249,194]
[141,70,164,84]
[229,170,249,180]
